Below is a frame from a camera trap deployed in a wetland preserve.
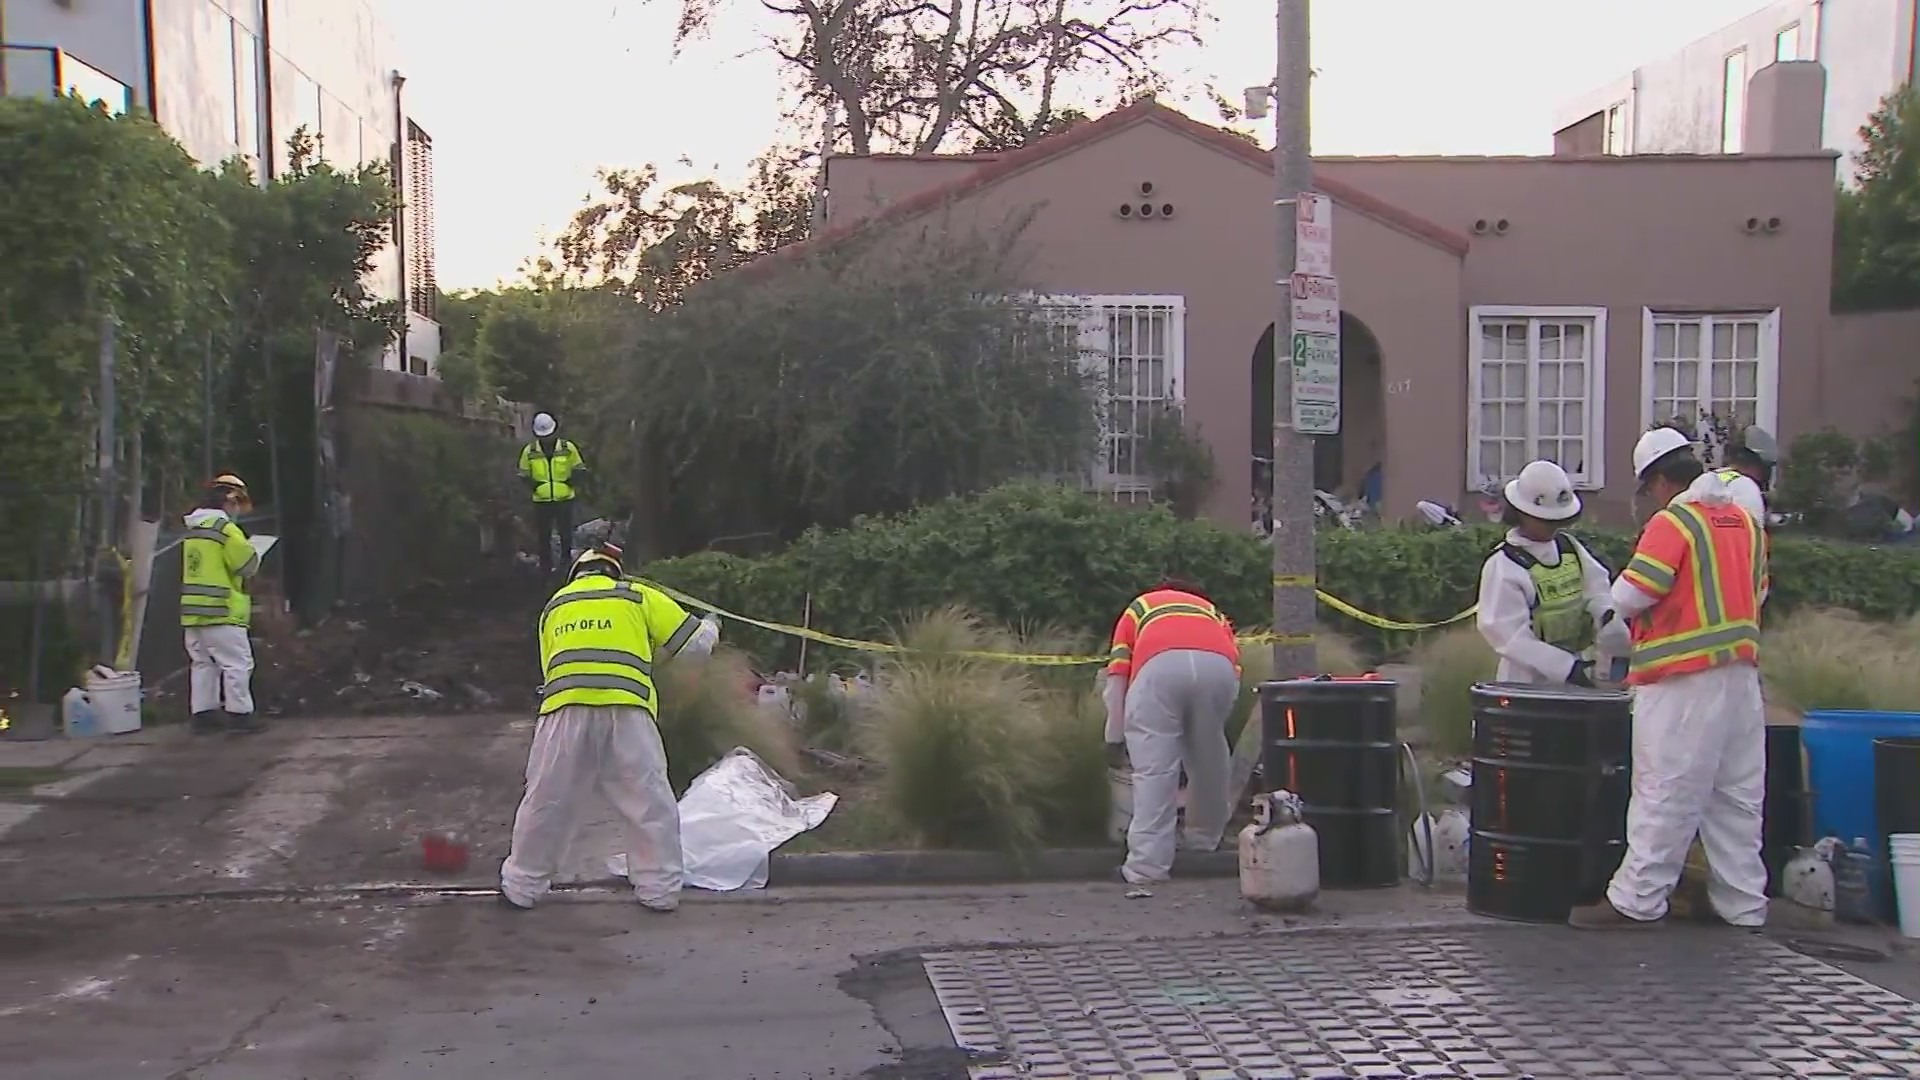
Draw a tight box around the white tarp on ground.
[589,747,837,891]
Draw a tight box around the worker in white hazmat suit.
[1570,428,1770,929]
[500,543,719,913]
[1720,425,1777,521]
[1474,460,1614,686]
[1102,577,1243,885]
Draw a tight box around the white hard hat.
[531,412,557,437]
[1503,460,1582,522]
[1632,426,1694,480]
[1741,425,1780,465]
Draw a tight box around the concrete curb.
[0,848,1240,912]
[764,846,1239,886]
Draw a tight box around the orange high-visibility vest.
[1618,499,1767,686]
[1105,589,1240,680]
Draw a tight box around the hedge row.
[646,482,1920,666]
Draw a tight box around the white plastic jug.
[61,687,98,738]
[83,666,142,735]
[1239,790,1319,911]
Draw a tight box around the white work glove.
[1595,610,1632,656]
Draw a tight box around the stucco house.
[781,80,1880,530]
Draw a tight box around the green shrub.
[645,481,1920,669]
[857,608,1047,851]
[653,647,801,793]
[1409,625,1498,758]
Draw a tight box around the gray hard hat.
[1740,425,1780,466]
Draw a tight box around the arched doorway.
[1249,313,1386,525]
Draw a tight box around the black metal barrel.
[1467,682,1632,923]
[1259,676,1400,889]
[1763,724,1810,897]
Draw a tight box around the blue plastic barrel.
[1802,710,1920,858]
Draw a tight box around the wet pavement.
[5,721,1920,1079]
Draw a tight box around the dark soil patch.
[222,565,547,718]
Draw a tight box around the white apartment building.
[1554,0,1920,178]
[0,0,440,373]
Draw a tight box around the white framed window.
[1028,294,1186,492]
[1722,49,1748,153]
[1776,23,1801,62]
[1640,310,1779,435]
[1603,102,1628,155]
[1467,306,1608,490]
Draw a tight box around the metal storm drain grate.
[921,926,1920,1079]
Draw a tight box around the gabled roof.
[738,99,1469,280]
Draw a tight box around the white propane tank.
[1782,842,1838,926]
[1407,808,1471,883]
[1239,790,1319,911]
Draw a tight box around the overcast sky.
[388,0,1778,289]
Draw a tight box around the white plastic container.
[1892,832,1920,939]
[1782,843,1837,925]
[1408,808,1471,882]
[1239,790,1318,911]
[1107,767,1133,843]
[83,667,143,735]
[61,687,98,738]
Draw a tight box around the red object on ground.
[420,831,470,874]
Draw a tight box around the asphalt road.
[0,879,1430,1080]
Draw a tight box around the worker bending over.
[500,544,718,913]
[1103,578,1241,886]
[1571,430,1769,929]
[180,474,263,734]
[1475,460,1613,686]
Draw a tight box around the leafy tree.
[543,144,815,305]
[210,130,397,519]
[0,96,233,578]
[599,220,1097,555]
[656,0,1210,155]
[1834,87,1920,311]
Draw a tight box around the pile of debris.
[250,566,547,718]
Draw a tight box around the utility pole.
[1269,0,1316,678]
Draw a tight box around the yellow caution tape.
[639,578,1460,667]
[1312,588,1477,633]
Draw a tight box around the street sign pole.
[1270,0,1317,680]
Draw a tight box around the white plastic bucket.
[82,667,142,736]
[1892,833,1920,939]
[1107,768,1133,842]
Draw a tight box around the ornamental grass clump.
[654,646,801,793]
[1410,625,1497,758]
[861,607,1047,851]
[1030,687,1113,845]
[1762,608,1920,714]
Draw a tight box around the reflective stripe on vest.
[538,581,658,715]
[1627,502,1762,683]
[181,523,248,627]
[1501,535,1592,652]
[524,440,580,504]
[1107,590,1238,677]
